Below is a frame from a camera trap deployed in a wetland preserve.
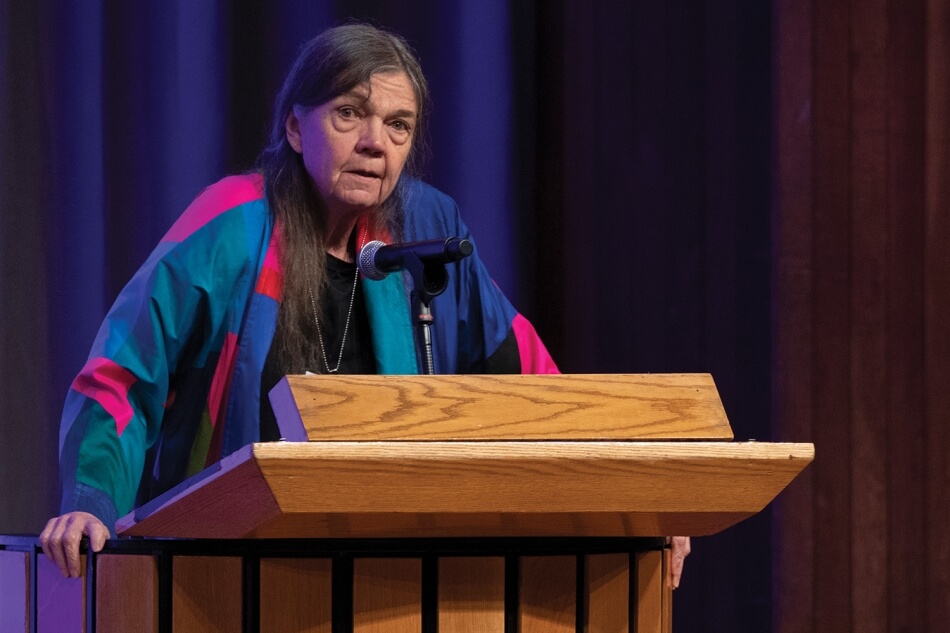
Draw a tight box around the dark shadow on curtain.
[532,1,773,630]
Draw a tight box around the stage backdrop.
[8,1,946,632]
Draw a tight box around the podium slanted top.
[269,373,735,441]
[116,374,813,540]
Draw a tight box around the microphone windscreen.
[357,240,388,280]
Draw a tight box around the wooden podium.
[0,374,812,632]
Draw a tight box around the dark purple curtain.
[1,1,772,630]
[532,2,773,629]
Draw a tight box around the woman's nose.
[356,119,385,155]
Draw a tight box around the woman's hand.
[668,536,691,589]
[39,512,109,578]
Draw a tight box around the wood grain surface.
[584,553,629,633]
[119,440,812,539]
[172,556,242,632]
[353,558,421,633]
[280,373,732,440]
[520,556,576,633]
[116,448,282,537]
[635,551,665,633]
[95,555,157,632]
[438,557,505,633]
[260,558,331,633]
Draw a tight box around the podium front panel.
[520,556,577,633]
[0,549,29,633]
[96,554,158,632]
[0,536,672,633]
[438,557,506,632]
[173,556,242,632]
[585,553,630,633]
[260,557,332,632]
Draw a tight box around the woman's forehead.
[337,73,418,113]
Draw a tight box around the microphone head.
[357,240,388,280]
[448,237,474,260]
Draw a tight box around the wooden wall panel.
[773,0,950,631]
[925,2,950,629]
[849,2,888,631]
[810,0,853,629]
[884,4,927,631]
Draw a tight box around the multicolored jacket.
[59,173,558,531]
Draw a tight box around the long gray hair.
[258,24,430,373]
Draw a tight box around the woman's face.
[285,72,418,218]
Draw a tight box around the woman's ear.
[285,108,303,153]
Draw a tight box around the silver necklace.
[308,233,364,374]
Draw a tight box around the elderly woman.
[41,24,687,585]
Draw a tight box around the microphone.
[358,237,473,281]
